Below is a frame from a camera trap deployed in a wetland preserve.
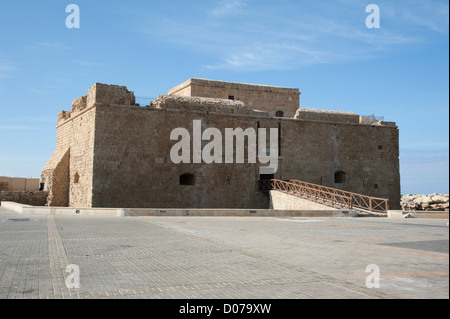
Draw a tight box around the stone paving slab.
[0,206,448,299]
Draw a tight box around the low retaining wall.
[0,201,357,218]
[388,210,449,219]
[122,208,355,217]
[269,190,338,210]
[1,201,123,217]
[0,191,48,206]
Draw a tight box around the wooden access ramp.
[258,179,389,214]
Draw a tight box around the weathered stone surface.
[154,94,267,116]
[41,80,401,209]
[359,115,378,124]
[169,78,300,118]
[295,108,360,124]
[401,194,449,211]
[57,110,71,125]
[71,95,87,113]
[0,191,48,206]
[431,194,449,203]
[87,83,135,107]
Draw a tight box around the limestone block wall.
[42,82,400,209]
[91,105,265,208]
[90,102,400,209]
[41,149,70,206]
[169,78,300,118]
[42,83,137,207]
[42,104,97,207]
[87,83,135,107]
[279,119,400,208]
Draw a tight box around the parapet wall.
[295,108,397,126]
[169,78,300,95]
[169,78,300,118]
[295,108,360,124]
[153,94,268,116]
[57,83,135,125]
[87,83,135,108]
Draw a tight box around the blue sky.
[0,0,448,195]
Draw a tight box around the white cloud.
[71,59,104,67]
[0,55,15,79]
[209,0,247,17]
[399,0,449,33]
[29,88,52,95]
[29,42,71,50]
[138,0,449,71]
[0,125,36,130]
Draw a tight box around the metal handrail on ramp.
[258,179,389,213]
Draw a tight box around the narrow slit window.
[256,121,260,154]
[278,123,281,156]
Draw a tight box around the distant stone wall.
[0,176,40,191]
[0,191,48,206]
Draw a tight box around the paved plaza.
[0,206,448,299]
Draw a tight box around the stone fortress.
[41,78,401,209]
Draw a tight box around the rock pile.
[401,194,449,211]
